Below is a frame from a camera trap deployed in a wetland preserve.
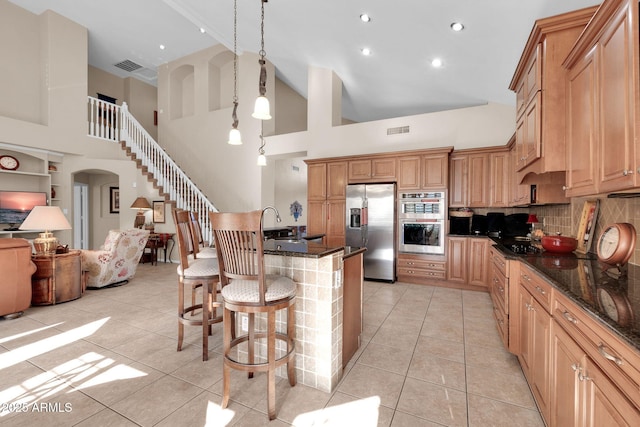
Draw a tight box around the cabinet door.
[489,152,510,207]
[449,155,468,208]
[468,238,489,287]
[551,321,583,427]
[523,94,541,169]
[327,161,347,199]
[307,163,327,200]
[397,156,421,190]
[518,288,534,377]
[511,145,530,206]
[371,158,396,179]
[598,4,637,193]
[468,153,489,207]
[307,200,326,238]
[530,296,551,422]
[422,153,448,189]
[326,200,346,246]
[566,47,598,197]
[446,237,467,284]
[583,357,640,427]
[348,160,372,181]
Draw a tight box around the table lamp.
[19,206,72,255]
[131,197,151,228]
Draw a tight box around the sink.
[272,238,306,244]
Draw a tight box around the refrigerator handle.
[361,199,369,247]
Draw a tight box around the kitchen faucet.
[262,206,282,223]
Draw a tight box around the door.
[73,183,89,249]
[364,183,395,281]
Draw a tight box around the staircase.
[87,96,218,243]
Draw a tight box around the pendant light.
[257,125,267,166]
[228,0,242,145]
[252,0,271,120]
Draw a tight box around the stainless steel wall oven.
[398,191,446,254]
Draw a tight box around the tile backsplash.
[532,196,640,266]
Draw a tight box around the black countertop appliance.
[504,213,530,237]
[486,212,506,236]
[470,214,488,235]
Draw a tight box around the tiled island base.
[234,250,346,392]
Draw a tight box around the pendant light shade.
[228,127,242,145]
[257,153,267,166]
[252,95,271,120]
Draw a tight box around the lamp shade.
[527,214,539,224]
[19,206,71,255]
[19,206,71,231]
[130,197,151,210]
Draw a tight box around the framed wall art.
[152,200,165,223]
[109,187,120,213]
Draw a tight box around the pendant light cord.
[231,0,239,128]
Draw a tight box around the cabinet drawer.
[519,264,552,312]
[398,257,446,271]
[553,292,640,407]
[398,267,446,280]
[490,246,509,277]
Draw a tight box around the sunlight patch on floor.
[292,395,381,426]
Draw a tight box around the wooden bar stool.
[210,210,296,420]
[172,209,221,361]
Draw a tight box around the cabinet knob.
[623,169,633,176]
[562,311,577,325]
[535,285,546,295]
[597,343,623,366]
[562,185,569,191]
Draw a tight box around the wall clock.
[596,223,636,267]
[0,155,19,171]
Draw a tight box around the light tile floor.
[0,263,544,426]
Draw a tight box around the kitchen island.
[260,239,365,392]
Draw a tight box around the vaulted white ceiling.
[10,0,599,123]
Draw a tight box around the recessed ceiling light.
[431,58,443,68]
[159,44,165,50]
[361,48,372,56]
[200,27,206,34]
[360,14,371,23]
[450,22,464,32]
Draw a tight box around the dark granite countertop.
[263,238,363,259]
[491,240,640,352]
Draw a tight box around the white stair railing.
[87,96,218,243]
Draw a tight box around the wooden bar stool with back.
[172,209,221,361]
[210,210,297,420]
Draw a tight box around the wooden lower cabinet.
[342,251,363,368]
[447,237,489,288]
[511,264,640,427]
[489,246,510,349]
[397,253,446,284]
[551,320,640,426]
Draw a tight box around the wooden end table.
[31,250,85,305]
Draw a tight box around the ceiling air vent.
[114,59,143,72]
[387,125,410,136]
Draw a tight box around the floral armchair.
[81,229,150,288]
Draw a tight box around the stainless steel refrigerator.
[346,183,396,282]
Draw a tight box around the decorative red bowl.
[541,235,578,253]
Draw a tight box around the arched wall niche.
[169,64,195,120]
[208,51,234,112]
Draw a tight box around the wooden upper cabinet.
[467,153,489,207]
[510,7,597,174]
[565,47,598,197]
[422,153,449,189]
[490,151,510,207]
[564,0,640,195]
[348,158,396,182]
[449,155,468,208]
[397,156,421,190]
[327,161,347,199]
[398,153,450,190]
[307,163,327,200]
[598,3,637,192]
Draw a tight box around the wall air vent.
[387,125,410,135]
[114,59,143,72]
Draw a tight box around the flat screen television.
[0,191,48,230]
